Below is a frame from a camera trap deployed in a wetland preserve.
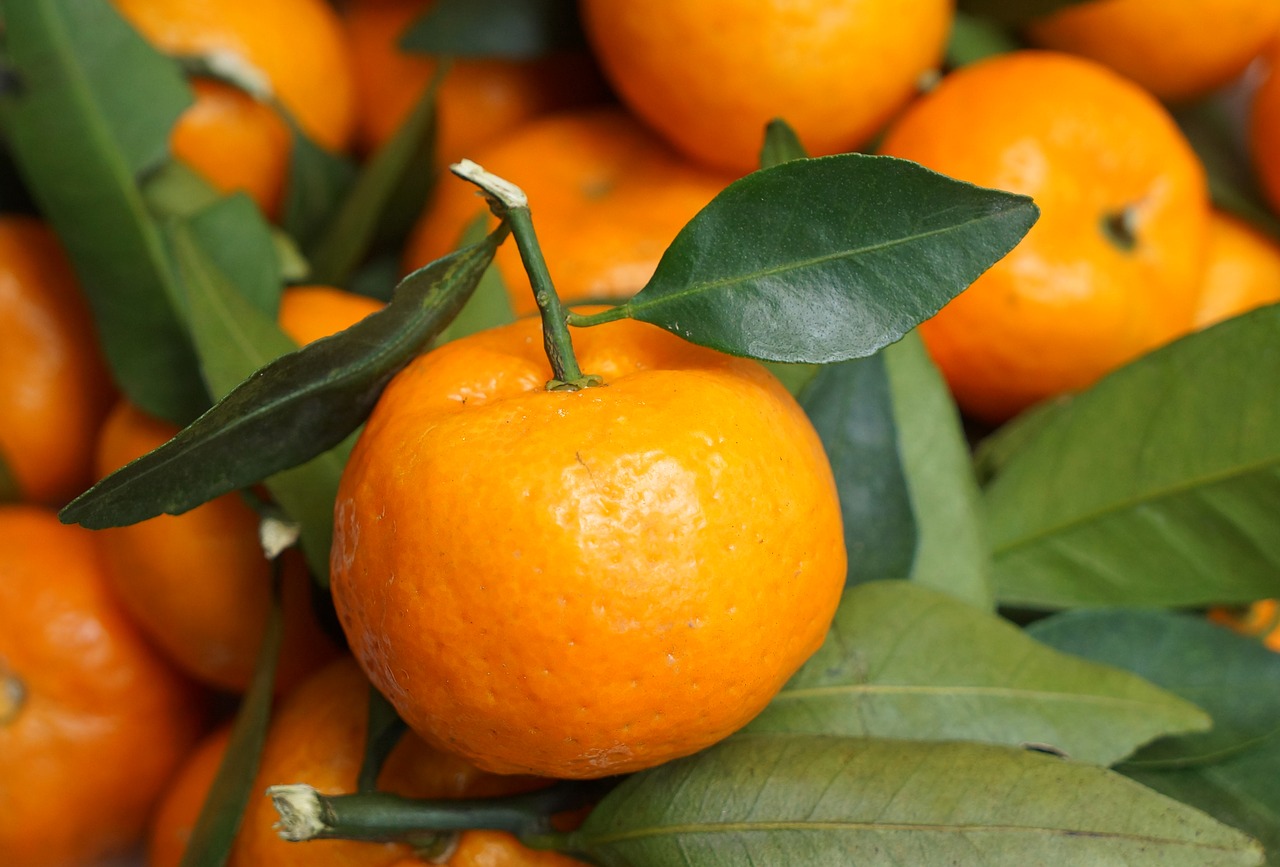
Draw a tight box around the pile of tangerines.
[2,1,1279,865]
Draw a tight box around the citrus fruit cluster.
[2,0,1279,865]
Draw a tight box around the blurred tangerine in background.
[344,0,607,164]
[113,0,358,217]
[0,216,115,507]
[579,0,952,173]
[406,107,735,315]
[1192,210,1280,330]
[0,506,204,867]
[880,50,1210,423]
[1024,0,1280,103]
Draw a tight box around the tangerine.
[405,107,735,316]
[279,284,385,346]
[172,79,292,217]
[114,0,355,151]
[1025,0,1280,103]
[0,505,204,867]
[330,315,846,778]
[880,51,1210,422]
[579,0,952,173]
[90,290,372,692]
[1193,211,1280,330]
[93,401,338,692]
[344,0,604,161]
[0,216,115,506]
[225,657,582,866]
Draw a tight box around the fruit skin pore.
[331,316,847,778]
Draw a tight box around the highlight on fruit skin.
[330,314,848,779]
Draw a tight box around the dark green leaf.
[346,253,404,303]
[1028,609,1280,768]
[1173,101,1280,241]
[597,154,1038,364]
[306,66,443,286]
[1127,733,1280,867]
[946,10,1021,67]
[573,735,1263,866]
[178,559,285,867]
[957,0,1092,26]
[986,304,1280,609]
[883,332,992,606]
[746,582,1206,765]
[2,0,207,423]
[758,118,807,169]
[59,223,508,530]
[279,116,358,252]
[800,357,917,586]
[400,0,585,59]
[166,207,340,580]
[357,687,409,793]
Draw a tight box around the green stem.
[449,159,600,391]
[268,777,620,849]
[565,305,632,328]
[504,206,586,387]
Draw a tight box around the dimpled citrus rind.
[331,317,846,778]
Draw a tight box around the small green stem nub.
[450,160,601,391]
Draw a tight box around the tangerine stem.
[450,160,599,391]
[267,778,620,849]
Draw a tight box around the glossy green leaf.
[957,0,1092,26]
[883,333,992,607]
[758,118,807,170]
[306,67,443,286]
[1,0,207,424]
[986,304,1280,608]
[178,560,285,867]
[400,0,584,59]
[592,154,1038,364]
[1127,733,1280,867]
[280,116,358,252]
[1029,609,1280,768]
[747,582,1208,766]
[165,206,340,580]
[574,735,1263,866]
[59,223,508,531]
[800,357,917,586]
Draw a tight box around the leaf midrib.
[991,451,1280,558]
[625,206,1027,317]
[770,682,1191,713]
[585,818,1251,854]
